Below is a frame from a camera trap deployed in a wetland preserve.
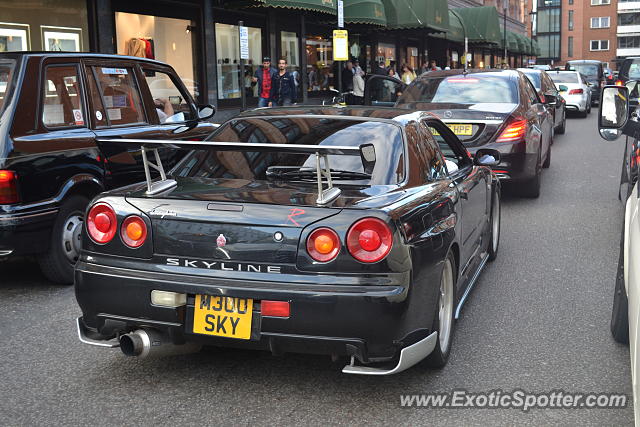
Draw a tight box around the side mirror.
[198,104,216,120]
[474,149,501,167]
[558,85,568,92]
[544,94,557,105]
[598,86,629,141]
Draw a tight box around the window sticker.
[101,68,128,75]
[95,110,103,121]
[73,109,84,126]
[107,108,122,121]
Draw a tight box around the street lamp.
[449,9,468,71]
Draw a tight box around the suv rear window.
[568,63,599,79]
[0,59,16,114]
[622,59,640,80]
[173,118,405,186]
[398,74,518,104]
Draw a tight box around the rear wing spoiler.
[97,138,376,205]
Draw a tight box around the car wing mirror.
[598,86,629,141]
[474,149,501,167]
[558,85,568,92]
[198,104,216,120]
[544,93,557,105]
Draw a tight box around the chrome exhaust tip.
[119,329,201,359]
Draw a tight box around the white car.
[599,85,640,425]
[548,70,592,117]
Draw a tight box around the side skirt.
[454,253,489,319]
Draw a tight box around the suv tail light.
[121,215,148,248]
[346,218,393,263]
[0,170,19,204]
[496,117,527,143]
[306,228,340,262]
[568,88,583,95]
[616,80,624,86]
[87,203,117,244]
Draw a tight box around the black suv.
[0,53,216,283]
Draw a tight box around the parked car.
[565,59,605,105]
[0,52,216,284]
[519,68,567,135]
[597,84,640,426]
[548,70,592,117]
[75,106,501,375]
[365,69,554,198]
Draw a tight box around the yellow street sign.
[333,30,349,61]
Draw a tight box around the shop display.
[0,23,30,52]
[42,26,82,52]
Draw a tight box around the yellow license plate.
[432,124,473,136]
[193,295,253,339]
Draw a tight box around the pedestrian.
[353,59,363,76]
[269,58,297,106]
[352,68,365,105]
[400,64,416,84]
[428,60,442,72]
[308,65,319,91]
[420,62,429,75]
[374,60,387,75]
[342,60,354,93]
[252,56,277,107]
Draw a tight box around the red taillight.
[120,215,147,248]
[616,80,624,86]
[568,88,583,95]
[346,218,393,263]
[496,118,527,143]
[306,227,340,262]
[87,202,117,244]
[0,170,19,204]
[261,300,290,317]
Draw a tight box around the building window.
[214,23,262,100]
[568,11,574,31]
[619,36,640,49]
[538,0,560,6]
[537,34,560,58]
[590,39,609,51]
[569,0,573,4]
[619,13,640,26]
[568,36,574,57]
[115,12,198,99]
[591,17,610,28]
[591,0,611,5]
[537,8,561,32]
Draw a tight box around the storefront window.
[406,47,418,70]
[215,23,262,100]
[115,12,197,99]
[281,31,299,72]
[377,43,396,68]
[0,0,88,52]
[306,35,333,91]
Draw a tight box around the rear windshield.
[398,74,518,104]
[173,118,405,186]
[549,72,579,83]
[569,64,599,78]
[0,59,16,114]
[522,72,541,89]
[623,59,640,80]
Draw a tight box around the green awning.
[431,10,464,42]
[532,39,541,56]
[451,6,501,44]
[499,29,520,52]
[241,0,337,14]
[344,0,386,26]
[381,0,449,32]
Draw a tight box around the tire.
[587,102,591,114]
[542,145,551,169]
[611,229,630,344]
[519,152,542,198]
[580,107,588,118]
[425,251,456,368]
[38,195,89,284]
[556,109,566,134]
[488,189,500,261]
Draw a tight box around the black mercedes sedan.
[366,69,553,198]
[75,106,501,375]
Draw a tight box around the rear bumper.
[75,258,426,363]
[562,94,588,111]
[0,205,58,257]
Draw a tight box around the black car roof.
[0,51,168,67]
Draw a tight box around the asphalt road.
[0,109,633,426]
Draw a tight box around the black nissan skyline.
[75,106,501,375]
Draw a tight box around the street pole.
[450,10,467,72]
[239,20,246,112]
[337,0,343,94]
[503,6,507,65]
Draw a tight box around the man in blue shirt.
[269,58,297,106]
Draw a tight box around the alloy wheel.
[438,258,454,353]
